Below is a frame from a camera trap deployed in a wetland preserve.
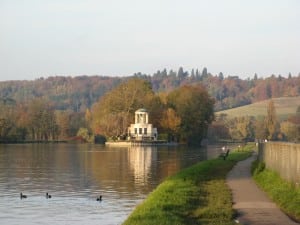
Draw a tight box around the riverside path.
[226,153,299,225]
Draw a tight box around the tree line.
[0,78,215,145]
[0,68,299,113]
[0,68,299,144]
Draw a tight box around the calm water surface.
[0,143,223,225]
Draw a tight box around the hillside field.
[216,96,300,120]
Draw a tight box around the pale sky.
[0,0,299,81]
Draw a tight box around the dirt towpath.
[226,153,299,225]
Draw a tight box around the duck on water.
[96,195,102,201]
[20,193,27,199]
[46,193,52,199]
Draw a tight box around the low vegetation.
[123,145,253,225]
[252,161,300,222]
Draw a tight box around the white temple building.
[128,108,158,141]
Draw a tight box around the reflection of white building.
[128,146,157,185]
[128,109,158,141]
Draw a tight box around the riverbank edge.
[105,140,178,147]
[252,161,300,222]
[122,145,253,225]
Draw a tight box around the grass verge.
[122,145,253,225]
[252,161,300,222]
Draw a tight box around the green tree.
[167,84,215,145]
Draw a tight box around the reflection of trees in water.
[1,144,224,197]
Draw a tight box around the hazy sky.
[0,0,299,81]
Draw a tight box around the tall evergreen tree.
[218,72,224,80]
[161,68,168,77]
[195,69,200,79]
[202,67,208,78]
[254,73,258,80]
[191,69,195,78]
[177,67,184,80]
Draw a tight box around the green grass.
[122,145,253,225]
[252,161,300,222]
[216,96,300,120]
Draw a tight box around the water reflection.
[0,143,222,225]
[128,146,157,187]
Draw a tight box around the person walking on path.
[227,153,299,225]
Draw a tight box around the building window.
[134,128,137,134]
[139,128,142,134]
[144,128,147,134]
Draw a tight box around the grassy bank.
[216,96,300,120]
[252,161,300,222]
[123,145,253,225]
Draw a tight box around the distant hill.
[0,68,299,112]
[216,96,300,120]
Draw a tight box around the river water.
[0,143,224,225]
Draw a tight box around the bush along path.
[123,145,253,225]
[227,153,299,225]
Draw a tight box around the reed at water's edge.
[123,144,253,225]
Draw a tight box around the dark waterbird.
[46,192,52,199]
[20,192,27,199]
[96,195,102,201]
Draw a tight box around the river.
[0,143,225,225]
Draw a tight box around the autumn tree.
[207,121,230,141]
[27,98,58,141]
[254,116,268,140]
[56,110,71,139]
[91,78,162,138]
[280,106,300,142]
[160,108,181,141]
[0,101,14,141]
[77,127,93,142]
[280,121,298,142]
[167,84,215,145]
[265,100,279,140]
[226,116,254,141]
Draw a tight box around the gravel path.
[226,153,299,225]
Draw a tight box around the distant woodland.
[0,67,299,143]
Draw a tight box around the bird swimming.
[20,192,27,199]
[46,192,52,199]
[96,195,102,201]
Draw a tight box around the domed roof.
[135,108,147,113]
